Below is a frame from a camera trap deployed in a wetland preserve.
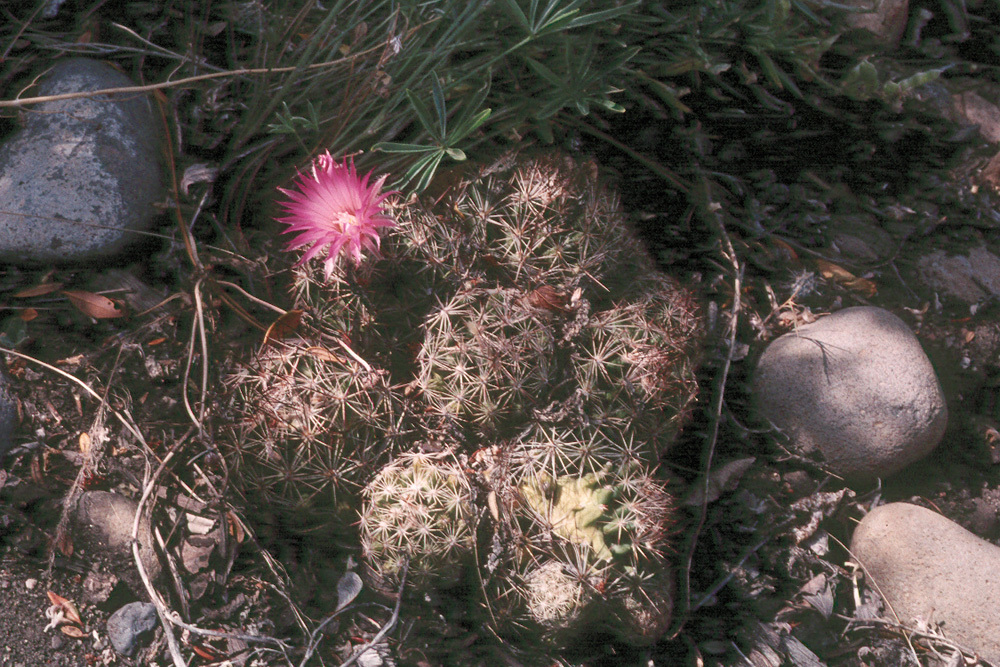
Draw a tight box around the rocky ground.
[6,4,1000,667]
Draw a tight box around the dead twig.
[669,182,742,640]
[317,560,408,667]
[830,532,920,663]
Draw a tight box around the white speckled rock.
[851,502,1000,663]
[0,58,163,263]
[754,306,946,480]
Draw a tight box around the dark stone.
[0,58,163,263]
[107,601,158,658]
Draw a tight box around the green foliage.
[373,75,492,191]
[839,60,947,104]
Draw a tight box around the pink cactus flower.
[277,151,397,280]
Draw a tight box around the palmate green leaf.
[496,0,640,39]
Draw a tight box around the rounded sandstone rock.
[754,306,946,480]
[850,502,1000,663]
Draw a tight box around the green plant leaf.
[406,89,442,141]
[372,142,439,154]
[431,74,447,138]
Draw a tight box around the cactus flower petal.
[276,151,397,280]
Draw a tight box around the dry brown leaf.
[13,282,63,298]
[190,645,222,660]
[305,346,344,363]
[815,260,877,297]
[30,455,43,484]
[18,308,37,322]
[179,163,219,196]
[227,511,246,543]
[842,276,877,298]
[62,291,125,319]
[771,238,799,261]
[61,625,87,638]
[814,259,854,281]
[147,336,167,346]
[46,591,82,626]
[262,310,303,347]
[56,354,85,366]
[53,529,73,558]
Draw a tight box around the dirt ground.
[4,39,1000,667]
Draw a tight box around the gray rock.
[754,306,947,480]
[107,601,158,658]
[917,246,1000,305]
[839,0,909,46]
[0,58,163,263]
[850,502,1000,664]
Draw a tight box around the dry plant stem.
[0,346,147,445]
[132,436,190,667]
[0,14,434,111]
[835,614,993,666]
[692,531,774,611]
[0,53,390,109]
[213,279,288,315]
[48,345,124,576]
[669,198,741,640]
[306,560,408,667]
[154,524,191,622]
[829,532,920,662]
[181,278,210,438]
[131,435,292,667]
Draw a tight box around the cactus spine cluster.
[359,451,476,587]
[226,151,701,649]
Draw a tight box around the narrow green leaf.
[372,142,438,155]
[524,57,563,87]
[413,152,445,192]
[495,0,531,32]
[406,89,441,141]
[431,74,447,138]
[450,108,492,140]
[559,2,640,31]
[595,99,626,113]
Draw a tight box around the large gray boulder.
[0,58,163,263]
[754,306,947,480]
[851,502,1000,663]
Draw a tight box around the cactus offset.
[359,451,476,587]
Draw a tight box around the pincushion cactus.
[359,451,476,588]
[226,150,701,649]
[226,337,403,513]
